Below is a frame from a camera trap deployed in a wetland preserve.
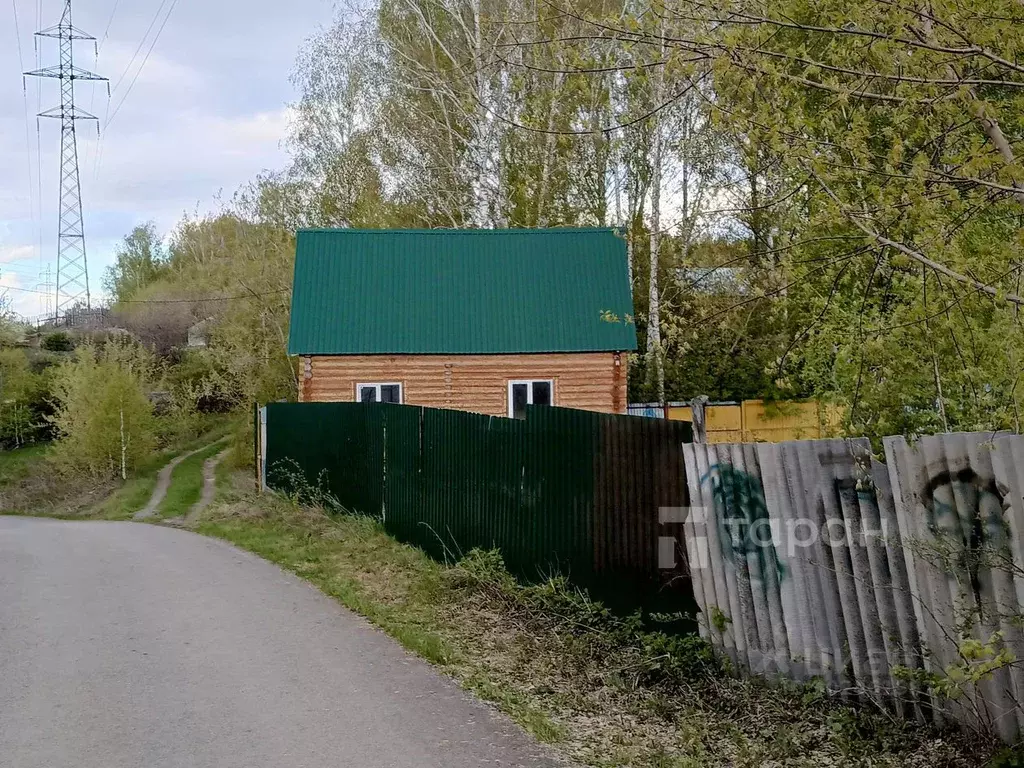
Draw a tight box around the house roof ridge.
[296,227,622,235]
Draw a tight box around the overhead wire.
[95,0,178,181]
[98,0,121,52]
[105,0,179,129]
[12,0,38,275]
[107,0,171,94]
[35,0,44,279]
[87,0,122,144]
[0,285,291,304]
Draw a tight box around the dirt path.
[183,449,229,525]
[132,442,224,522]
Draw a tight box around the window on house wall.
[507,380,553,419]
[357,383,403,404]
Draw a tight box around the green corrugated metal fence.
[263,402,694,613]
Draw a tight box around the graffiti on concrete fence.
[921,468,1011,609]
[702,464,787,585]
[683,433,1024,744]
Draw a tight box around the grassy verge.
[0,418,235,519]
[194,482,1003,768]
[0,443,50,492]
[155,441,227,519]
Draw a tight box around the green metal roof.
[287,228,638,356]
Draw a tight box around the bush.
[0,349,52,448]
[41,332,74,352]
[164,349,236,413]
[47,342,156,479]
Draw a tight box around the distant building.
[676,266,748,295]
[287,228,637,417]
[46,305,112,330]
[187,319,212,348]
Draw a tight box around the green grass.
[0,418,238,519]
[194,492,994,767]
[0,443,50,489]
[89,473,164,520]
[155,441,228,519]
[89,430,233,521]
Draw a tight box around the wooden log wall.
[300,352,628,416]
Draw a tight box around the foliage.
[160,209,297,404]
[41,332,74,352]
[103,207,298,408]
[103,222,170,305]
[165,350,236,414]
[101,0,1024,439]
[112,300,194,356]
[267,457,347,513]
[989,746,1024,768]
[0,349,52,448]
[450,548,720,685]
[566,0,1024,434]
[895,632,1017,706]
[47,341,157,480]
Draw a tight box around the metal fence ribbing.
[262,402,694,613]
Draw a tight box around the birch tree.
[48,342,156,480]
[505,0,1024,431]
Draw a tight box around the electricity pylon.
[26,0,107,316]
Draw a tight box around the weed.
[267,458,348,514]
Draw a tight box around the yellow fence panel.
[666,400,843,443]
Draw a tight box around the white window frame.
[507,379,554,418]
[356,382,404,404]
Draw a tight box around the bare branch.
[810,168,1024,306]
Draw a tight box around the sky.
[1,0,335,318]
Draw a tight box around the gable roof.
[287,228,637,356]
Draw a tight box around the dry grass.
[194,481,1006,768]
[0,443,126,516]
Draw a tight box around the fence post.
[254,403,269,493]
[259,406,268,492]
[253,402,260,492]
[690,396,709,444]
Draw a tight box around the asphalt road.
[0,517,561,768]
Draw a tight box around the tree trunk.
[647,54,666,403]
[119,399,127,482]
[536,69,564,228]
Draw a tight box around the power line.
[96,0,178,180]
[107,0,169,94]
[98,0,120,51]
[0,285,291,304]
[12,0,38,258]
[34,2,43,272]
[106,0,179,128]
[87,0,121,139]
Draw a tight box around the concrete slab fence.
[682,433,1024,742]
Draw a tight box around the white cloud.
[0,270,40,318]
[0,244,36,264]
